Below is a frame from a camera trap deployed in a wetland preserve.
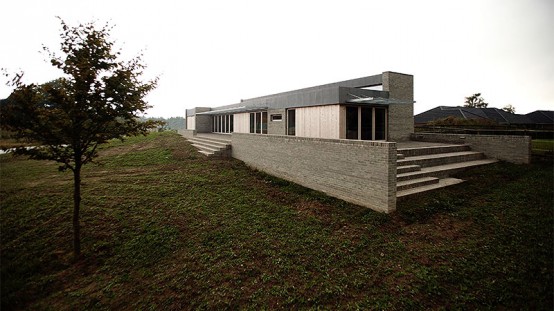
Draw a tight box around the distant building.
[415,106,553,127]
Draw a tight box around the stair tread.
[397,159,498,179]
[397,178,465,198]
[398,151,481,162]
[397,164,421,169]
[192,144,222,152]
[194,136,232,144]
[189,139,229,147]
[397,144,469,153]
[198,150,214,156]
[397,176,439,187]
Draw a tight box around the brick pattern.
[231,133,398,213]
[411,133,531,164]
[383,72,414,141]
[268,109,286,135]
[195,115,213,133]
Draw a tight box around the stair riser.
[398,145,470,157]
[189,139,230,149]
[397,167,466,182]
[398,153,484,168]
[397,165,421,174]
[198,149,231,158]
[397,161,497,182]
[195,136,232,144]
[191,141,229,150]
[397,178,439,191]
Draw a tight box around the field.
[1,132,552,310]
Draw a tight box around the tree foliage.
[464,93,488,108]
[0,18,160,260]
[502,104,516,114]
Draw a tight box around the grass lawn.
[1,132,552,310]
[533,139,554,153]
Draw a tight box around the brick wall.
[383,72,414,141]
[195,115,213,133]
[231,133,398,213]
[268,109,286,135]
[411,133,531,164]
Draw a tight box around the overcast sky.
[1,0,553,117]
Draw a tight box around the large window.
[287,109,296,136]
[345,106,387,141]
[212,114,233,133]
[346,107,358,139]
[249,111,268,134]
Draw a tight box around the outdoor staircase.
[187,136,232,157]
[396,144,498,197]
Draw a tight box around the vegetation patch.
[1,132,552,310]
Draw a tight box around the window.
[255,112,261,133]
[287,109,296,136]
[249,113,255,133]
[262,112,268,134]
[249,111,268,134]
[375,108,386,140]
[345,106,387,141]
[361,107,372,140]
[225,115,230,133]
[271,114,282,121]
[212,114,234,133]
[346,107,358,139]
[230,115,234,133]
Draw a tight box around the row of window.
[346,107,387,140]
[249,112,268,134]
[212,107,386,140]
[213,114,234,133]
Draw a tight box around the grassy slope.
[1,132,552,310]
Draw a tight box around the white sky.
[1,0,553,117]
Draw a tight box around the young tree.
[502,104,516,114]
[464,93,488,108]
[0,18,160,260]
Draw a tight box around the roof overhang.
[196,106,268,115]
[346,96,415,105]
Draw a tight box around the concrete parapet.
[178,129,197,138]
[231,133,398,213]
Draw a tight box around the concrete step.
[397,151,484,168]
[397,144,470,157]
[397,176,439,192]
[195,136,232,144]
[188,138,230,149]
[191,144,222,153]
[397,164,421,174]
[189,139,229,151]
[187,136,232,158]
[397,178,464,198]
[397,159,498,182]
[397,154,405,160]
[198,150,215,156]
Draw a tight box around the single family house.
[181,71,530,213]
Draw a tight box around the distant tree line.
[143,117,185,131]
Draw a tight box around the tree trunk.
[73,161,82,261]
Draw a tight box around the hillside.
[1,132,552,310]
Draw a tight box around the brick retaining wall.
[411,133,531,164]
[231,133,398,213]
